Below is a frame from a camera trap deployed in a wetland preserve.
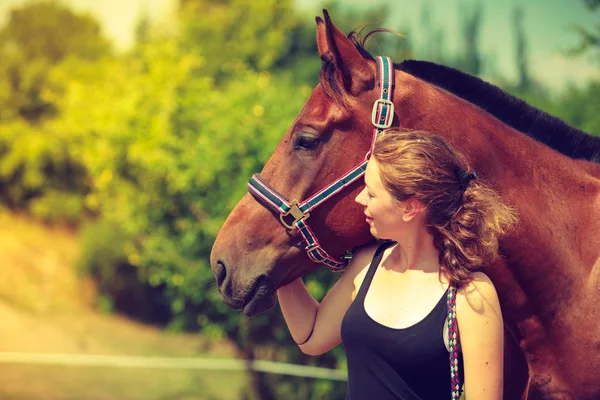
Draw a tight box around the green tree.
[0,1,111,218]
[0,0,111,123]
[513,6,532,91]
[178,0,304,82]
[554,82,600,135]
[455,1,484,75]
[569,0,600,63]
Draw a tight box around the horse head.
[210,11,382,315]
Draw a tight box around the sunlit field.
[0,210,246,400]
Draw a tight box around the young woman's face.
[355,159,404,239]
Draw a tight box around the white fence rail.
[0,352,348,381]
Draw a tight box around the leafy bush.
[77,219,172,324]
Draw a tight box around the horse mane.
[398,60,600,163]
[338,29,600,163]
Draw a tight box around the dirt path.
[0,210,244,399]
[0,299,244,400]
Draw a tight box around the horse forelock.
[319,53,351,107]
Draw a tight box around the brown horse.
[210,10,600,400]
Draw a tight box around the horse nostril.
[214,260,227,288]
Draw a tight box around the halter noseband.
[247,56,395,271]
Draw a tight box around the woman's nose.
[355,187,367,205]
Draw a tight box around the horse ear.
[315,9,374,96]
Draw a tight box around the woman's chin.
[369,226,379,237]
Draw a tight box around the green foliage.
[77,219,130,290]
[0,0,111,123]
[568,0,600,63]
[77,218,172,323]
[0,119,88,219]
[554,82,600,135]
[179,0,306,81]
[0,0,110,222]
[1,1,109,63]
[449,2,484,75]
[508,80,600,136]
[28,189,83,224]
[513,6,532,91]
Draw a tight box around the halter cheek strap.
[370,55,395,155]
[247,56,395,271]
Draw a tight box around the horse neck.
[391,71,599,323]
[585,157,600,179]
[391,70,594,185]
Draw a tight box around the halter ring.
[279,200,310,229]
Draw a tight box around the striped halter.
[247,57,395,272]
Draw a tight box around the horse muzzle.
[212,259,277,316]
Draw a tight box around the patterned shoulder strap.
[446,285,461,399]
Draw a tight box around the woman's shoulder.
[456,271,501,316]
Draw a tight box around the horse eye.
[294,135,320,151]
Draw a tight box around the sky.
[0,0,598,93]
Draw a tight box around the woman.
[277,129,516,399]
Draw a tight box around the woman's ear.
[401,198,424,222]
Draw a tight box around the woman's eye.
[294,135,320,150]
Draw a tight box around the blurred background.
[0,0,597,399]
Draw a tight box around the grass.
[0,208,88,313]
[0,209,247,399]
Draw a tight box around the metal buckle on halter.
[371,99,394,129]
[279,200,310,229]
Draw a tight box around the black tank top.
[341,241,464,400]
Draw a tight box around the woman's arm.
[277,243,378,356]
[456,271,504,400]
